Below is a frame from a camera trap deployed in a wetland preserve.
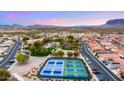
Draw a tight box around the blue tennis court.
[38,58,90,80]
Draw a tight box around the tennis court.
[38,58,90,80]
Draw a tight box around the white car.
[9,59,16,63]
[0,57,3,61]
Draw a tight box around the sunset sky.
[0,11,124,26]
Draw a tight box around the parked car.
[0,57,3,61]
[92,68,100,74]
[88,61,92,64]
[102,61,108,65]
[99,77,109,81]
[112,62,120,64]
[4,64,11,68]
[9,59,15,63]
[92,68,98,71]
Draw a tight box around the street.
[0,37,21,67]
[80,41,122,81]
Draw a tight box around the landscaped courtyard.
[9,56,46,81]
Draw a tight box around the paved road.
[80,41,121,81]
[0,37,21,67]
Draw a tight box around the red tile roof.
[112,49,124,55]
[90,47,105,52]
[98,54,119,59]
[112,58,124,64]
[118,67,124,73]
[105,44,118,49]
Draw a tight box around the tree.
[22,36,29,45]
[57,50,64,57]
[64,42,72,50]
[22,36,29,41]
[52,52,58,56]
[16,53,29,64]
[59,38,65,48]
[66,35,74,40]
[67,52,73,57]
[59,38,64,46]
[40,47,48,56]
[42,37,51,44]
[29,45,36,52]
[34,40,43,48]
[120,73,124,79]
[27,43,32,47]
[72,42,78,50]
[74,51,79,57]
[34,34,40,39]
[0,69,11,81]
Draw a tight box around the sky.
[0,11,124,26]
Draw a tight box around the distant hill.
[99,19,124,29]
[106,19,124,25]
[0,24,24,29]
[63,18,124,29]
[26,24,57,28]
[1,18,124,29]
[0,24,64,29]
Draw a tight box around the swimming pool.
[38,57,90,80]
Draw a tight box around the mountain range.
[0,18,124,29]
[99,19,124,28]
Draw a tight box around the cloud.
[22,18,107,26]
[78,18,107,25]
[5,12,23,20]
[22,18,68,25]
